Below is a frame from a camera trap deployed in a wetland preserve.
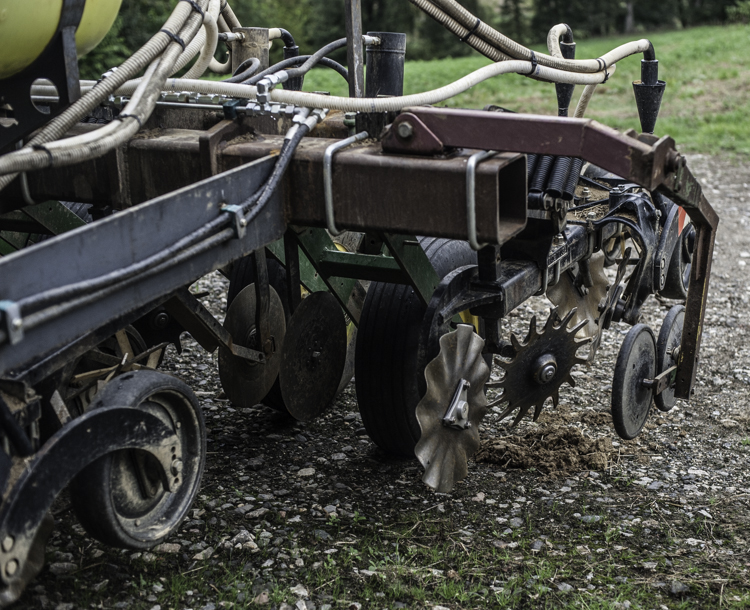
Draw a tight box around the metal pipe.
[323,131,369,235]
[466,149,496,250]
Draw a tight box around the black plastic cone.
[632,80,666,134]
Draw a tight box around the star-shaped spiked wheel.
[490,308,589,426]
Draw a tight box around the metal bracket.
[0,302,22,346]
[466,150,496,251]
[442,378,472,430]
[222,204,247,239]
[323,131,369,236]
[643,364,677,395]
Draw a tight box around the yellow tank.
[0,0,123,80]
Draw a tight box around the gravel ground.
[15,154,750,610]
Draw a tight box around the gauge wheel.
[69,370,206,549]
[611,323,656,440]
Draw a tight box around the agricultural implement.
[0,0,717,603]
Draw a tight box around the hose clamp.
[222,204,247,239]
[323,132,369,236]
[526,51,538,76]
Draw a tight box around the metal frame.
[383,106,718,399]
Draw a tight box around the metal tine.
[510,333,524,352]
[545,306,560,331]
[511,404,531,426]
[525,315,538,343]
[533,402,544,421]
[557,306,578,330]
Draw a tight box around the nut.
[396,121,414,140]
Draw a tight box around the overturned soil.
[477,425,613,474]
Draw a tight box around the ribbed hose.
[526,153,538,180]
[135,59,614,113]
[0,0,200,190]
[220,1,242,30]
[546,156,572,197]
[426,0,651,73]
[563,158,585,200]
[183,14,218,78]
[184,0,221,79]
[574,84,597,118]
[408,0,508,62]
[209,11,232,74]
[0,5,207,177]
[530,155,554,191]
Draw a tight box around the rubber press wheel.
[611,323,656,440]
[354,237,477,458]
[69,370,206,549]
[655,304,684,412]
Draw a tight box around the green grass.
[302,24,750,156]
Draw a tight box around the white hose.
[183,0,221,79]
[0,1,201,190]
[546,24,568,59]
[574,84,597,118]
[0,2,208,178]
[141,60,615,113]
[183,12,218,78]
[426,0,650,73]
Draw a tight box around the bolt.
[134,519,140,527]
[396,121,414,139]
[534,354,558,384]
[239,218,247,228]
[171,458,183,476]
[311,351,321,359]
[539,363,556,383]
[153,312,170,329]
[263,338,274,355]
[587,211,597,221]
[1,537,12,553]
[11,318,21,330]
[5,559,17,577]
[582,187,590,201]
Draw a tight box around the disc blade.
[279,291,348,421]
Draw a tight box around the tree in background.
[79,0,749,79]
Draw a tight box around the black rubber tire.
[654,304,684,412]
[660,225,694,300]
[354,237,477,458]
[611,323,656,440]
[69,370,206,549]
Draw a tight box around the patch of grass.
[303,24,750,156]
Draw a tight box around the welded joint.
[0,302,23,346]
[323,131,369,236]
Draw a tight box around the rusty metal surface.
[382,105,717,400]
[14,125,528,245]
[222,137,528,245]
